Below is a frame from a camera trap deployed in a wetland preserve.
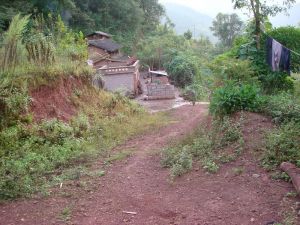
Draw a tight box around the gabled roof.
[89,52,110,64]
[86,31,112,38]
[88,39,121,53]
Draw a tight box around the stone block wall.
[146,83,175,100]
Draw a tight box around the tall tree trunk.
[255,0,261,49]
[250,0,261,49]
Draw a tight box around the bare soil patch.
[30,77,84,122]
[0,105,299,225]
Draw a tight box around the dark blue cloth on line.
[266,37,291,74]
[280,46,291,74]
[266,37,273,68]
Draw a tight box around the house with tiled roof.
[87,31,142,97]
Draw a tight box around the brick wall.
[147,83,175,100]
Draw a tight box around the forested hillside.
[0,0,164,53]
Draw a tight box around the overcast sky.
[159,0,300,18]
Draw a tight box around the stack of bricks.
[146,83,175,100]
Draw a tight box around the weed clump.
[161,116,244,178]
[262,121,300,170]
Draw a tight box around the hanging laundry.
[272,39,283,71]
[266,37,273,67]
[266,37,291,74]
[280,46,291,74]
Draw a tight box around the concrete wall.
[102,73,135,94]
[98,60,140,96]
[147,83,175,100]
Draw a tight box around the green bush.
[210,83,262,117]
[0,120,87,199]
[0,82,30,129]
[263,121,300,169]
[210,58,257,86]
[162,146,193,178]
[165,52,200,88]
[262,92,300,124]
[259,72,295,94]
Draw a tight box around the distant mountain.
[162,2,300,43]
[271,3,300,27]
[162,3,217,42]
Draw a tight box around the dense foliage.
[210,83,262,116]
[0,0,165,54]
[263,121,300,169]
[207,4,300,173]
[165,52,200,88]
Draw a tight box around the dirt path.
[0,105,298,225]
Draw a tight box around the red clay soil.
[0,105,299,225]
[30,76,84,122]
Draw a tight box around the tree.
[165,52,199,88]
[135,0,165,31]
[232,0,296,49]
[184,30,193,40]
[210,13,243,47]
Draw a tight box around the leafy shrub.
[161,116,244,177]
[190,134,212,158]
[169,147,193,178]
[0,83,30,128]
[210,83,262,116]
[183,66,214,101]
[0,120,87,199]
[165,52,200,88]
[263,121,300,169]
[161,144,197,178]
[203,160,219,173]
[212,116,243,147]
[262,92,300,124]
[259,72,294,94]
[70,113,90,138]
[294,73,300,97]
[161,146,184,168]
[210,58,256,86]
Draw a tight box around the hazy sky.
[159,0,300,18]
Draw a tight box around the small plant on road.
[161,116,244,177]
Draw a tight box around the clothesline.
[290,49,300,57]
[263,32,300,57]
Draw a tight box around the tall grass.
[1,14,29,72]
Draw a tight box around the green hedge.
[210,83,262,117]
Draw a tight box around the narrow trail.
[0,105,297,225]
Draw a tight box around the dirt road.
[0,105,298,225]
